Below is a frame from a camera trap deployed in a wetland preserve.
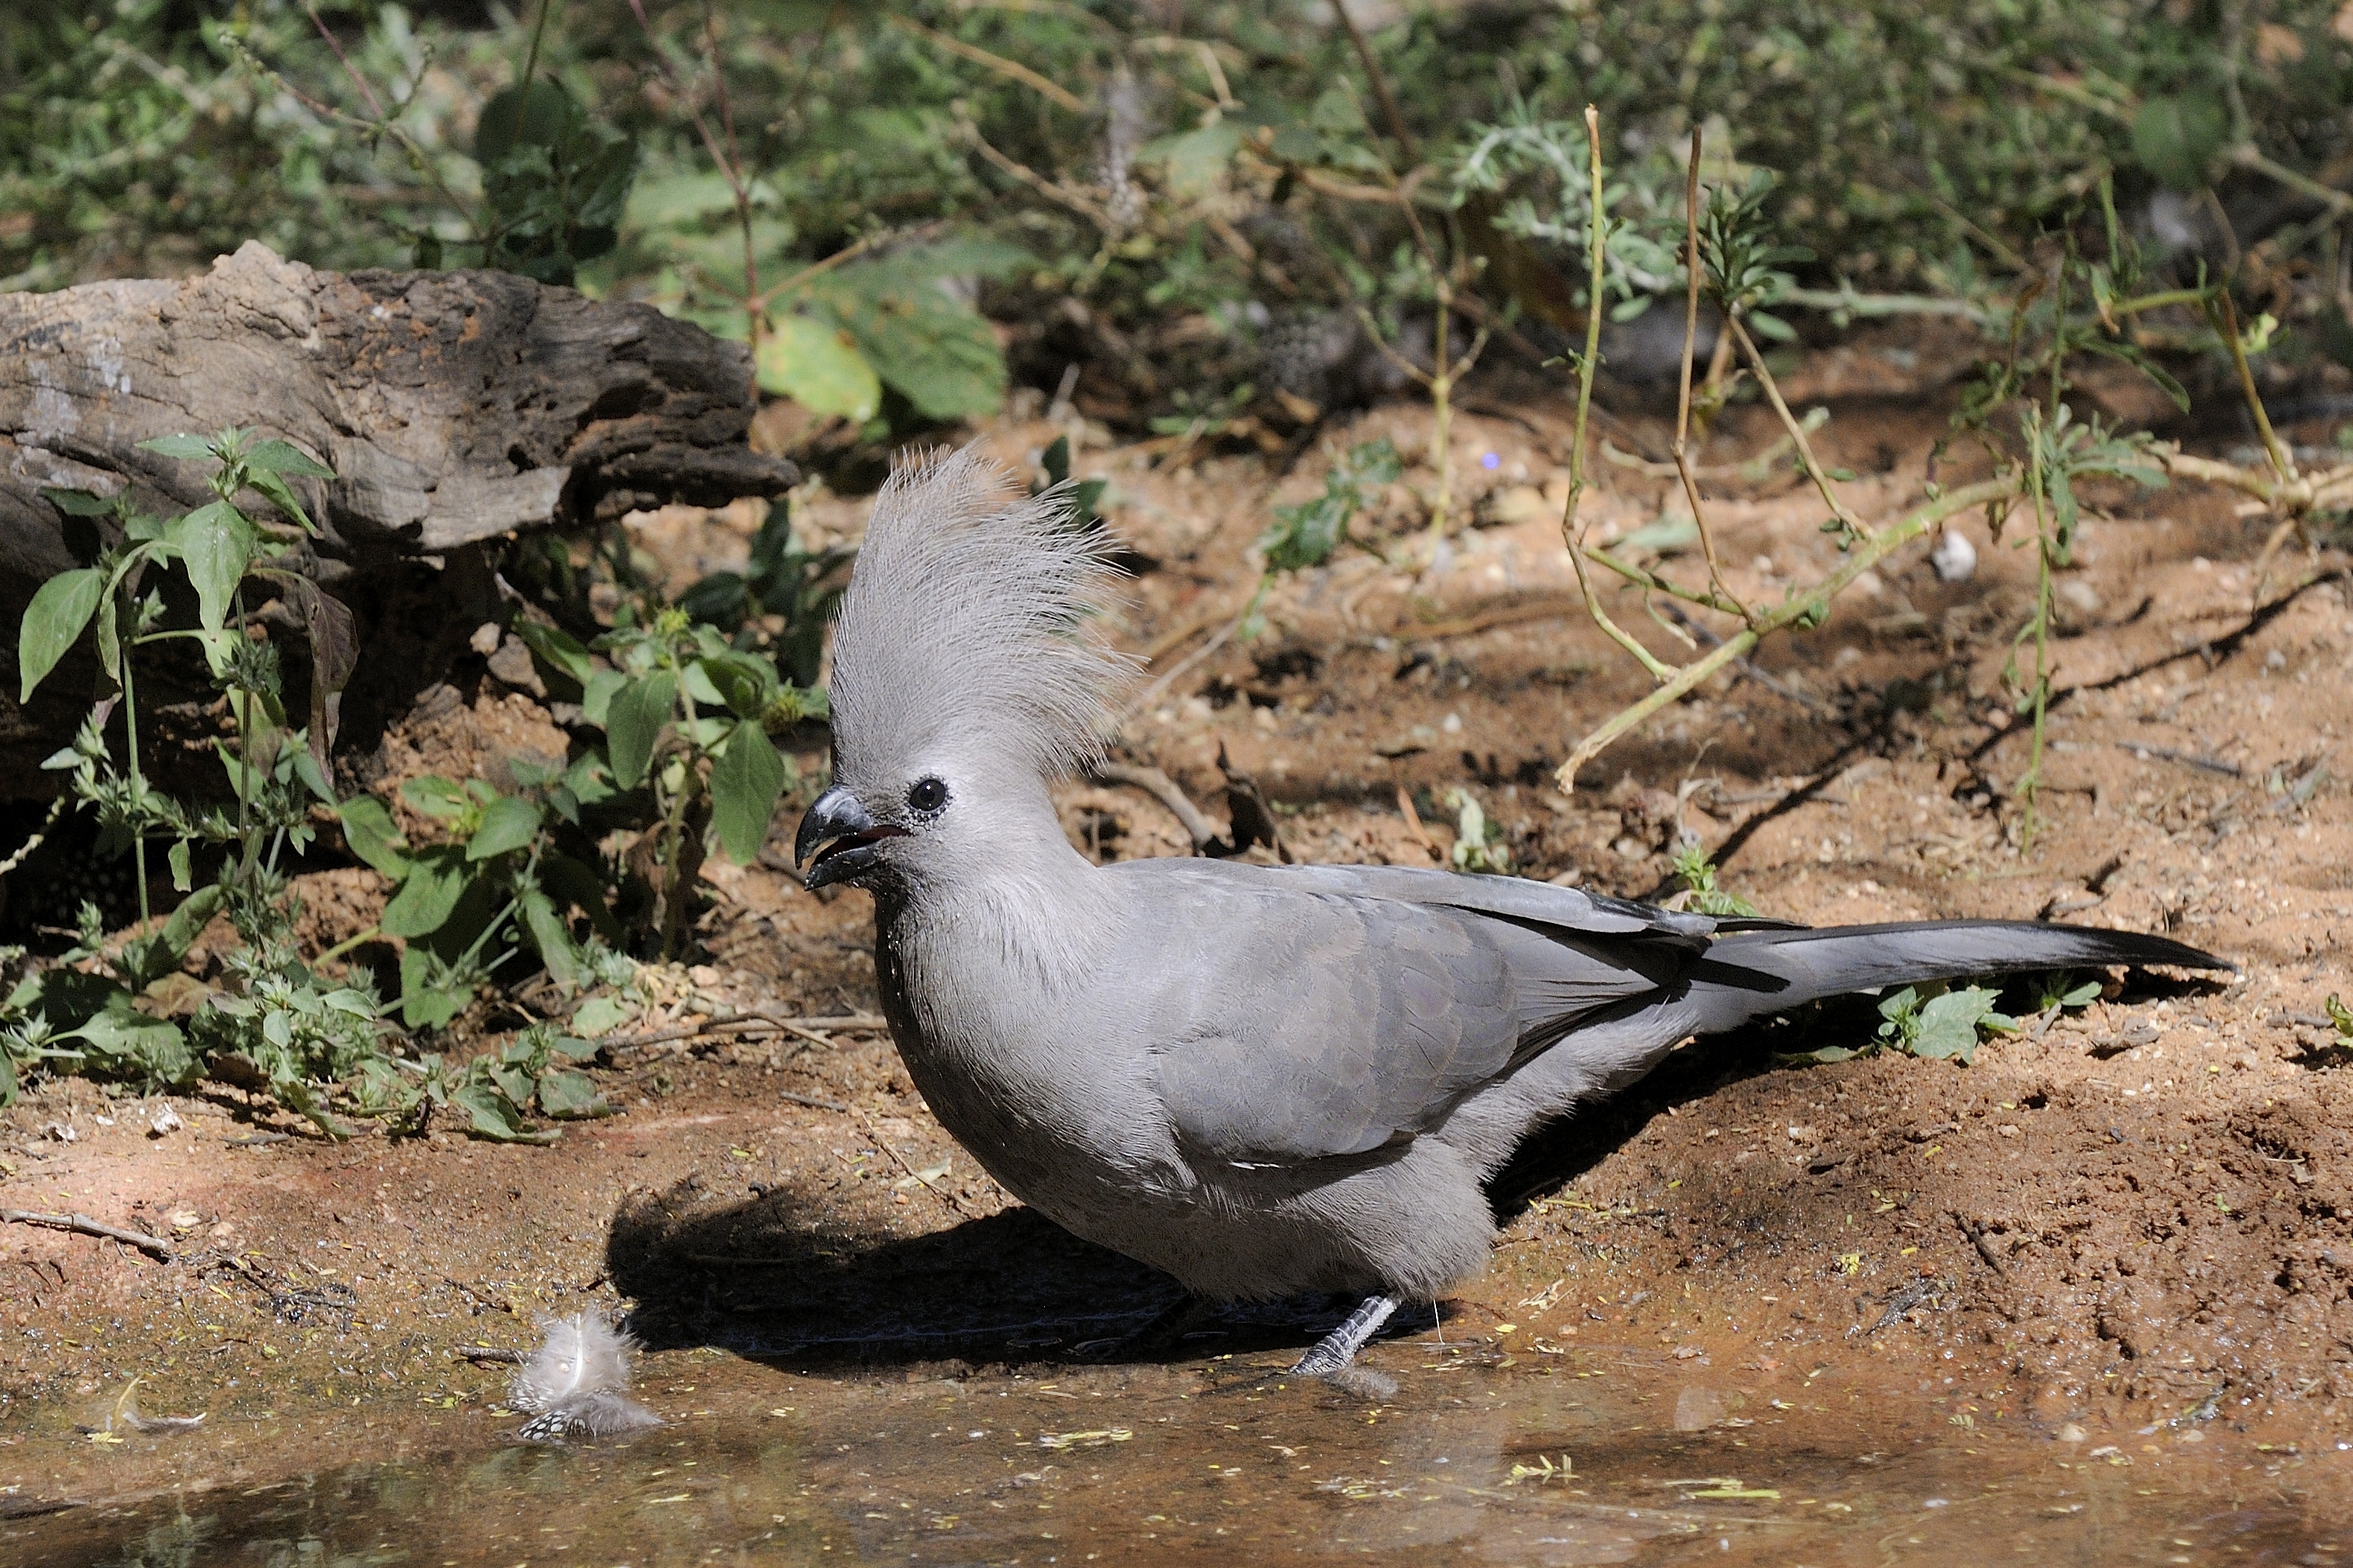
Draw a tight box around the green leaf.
[607,671,677,790]
[243,469,315,533]
[466,794,543,861]
[758,313,882,422]
[167,501,255,633]
[800,259,1005,421]
[1140,120,1246,198]
[570,994,633,1038]
[43,486,119,517]
[147,883,225,984]
[18,568,105,701]
[450,1080,557,1143]
[581,667,629,729]
[380,845,471,938]
[64,994,196,1086]
[397,948,470,1032]
[517,886,581,985]
[137,432,217,461]
[95,587,119,683]
[710,720,788,864]
[1910,987,2010,1064]
[514,619,594,687]
[400,775,473,819]
[242,439,334,479]
[2132,94,2229,192]
[697,650,779,720]
[534,1067,610,1119]
[167,838,193,892]
[338,794,412,876]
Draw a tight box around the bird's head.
[797,447,1133,894]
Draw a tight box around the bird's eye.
[906,777,949,815]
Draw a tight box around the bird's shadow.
[603,1178,1368,1368]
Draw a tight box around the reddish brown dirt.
[5,351,2352,1530]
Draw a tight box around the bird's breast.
[875,915,1189,1210]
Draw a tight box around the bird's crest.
[829,446,1135,781]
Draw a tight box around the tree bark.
[0,240,792,577]
[0,241,795,796]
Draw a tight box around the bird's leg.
[1290,1294,1398,1377]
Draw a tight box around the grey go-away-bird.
[794,449,2227,1379]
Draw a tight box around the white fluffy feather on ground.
[510,1309,662,1442]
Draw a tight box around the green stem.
[2020,263,2073,857]
[118,593,150,926]
[231,581,258,885]
[510,0,552,151]
[314,924,382,966]
[1560,106,1676,685]
[658,645,703,962]
[1424,285,1454,543]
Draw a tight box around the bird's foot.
[1290,1293,1398,1379]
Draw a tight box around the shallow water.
[11,1338,2345,1567]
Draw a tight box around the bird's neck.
[883,783,1118,993]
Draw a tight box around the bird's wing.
[1131,869,1666,1166]
[1269,862,1797,946]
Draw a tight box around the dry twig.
[2,1209,174,1261]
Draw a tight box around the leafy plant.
[1668,841,1759,918]
[668,499,852,689]
[1259,438,1403,574]
[338,763,623,1031]
[354,1021,609,1143]
[473,78,638,285]
[2038,972,2105,1013]
[10,429,364,1108]
[1446,789,1514,876]
[1801,981,2018,1067]
[515,607,825,959]
[1030,435,1107,533]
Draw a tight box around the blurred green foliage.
[4,1,2351,428]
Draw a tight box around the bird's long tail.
[1457,920,2225,1177]
[1681,920,2227,1036]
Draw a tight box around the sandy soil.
[5,345,2352,1528]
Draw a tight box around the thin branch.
[300,2,385,119]
[1094,762,1224,854]
[957,106,1113,230]
[2209,290,2295,486]
[1724,314,1872,538]
[852,1108,981,1218]
[754,218,954,313]
[1672,126,1746,622]
[1657,601,1840,719]
[890,14,1087,113]
[1562,107,1679,685]
[598,1011,885,1052]
[1556,476,2020,789]
[3,1209,174,1261]
[1330,1,1415,166]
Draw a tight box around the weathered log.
[0,241,794,797]
[0,240,793,577]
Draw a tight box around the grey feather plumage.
[799,450,2227,1365]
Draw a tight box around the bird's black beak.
[796,784,904,890]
